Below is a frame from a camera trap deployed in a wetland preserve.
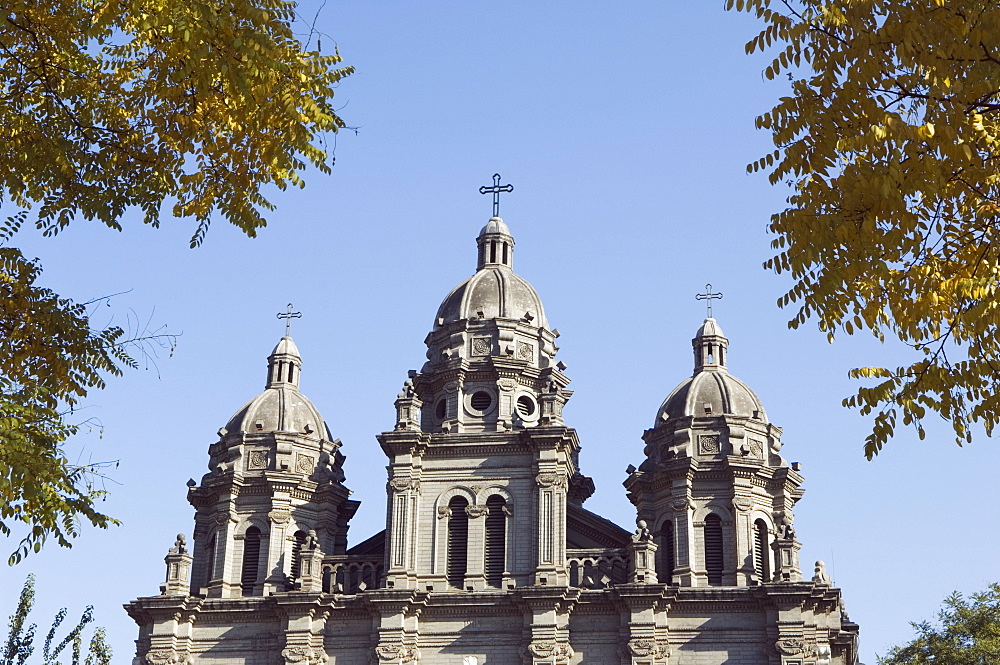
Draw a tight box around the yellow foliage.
[731,0,1000,457]
[0,0,354,246]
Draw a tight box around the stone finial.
[812,560,831,585]
[305,529,320,550]
[169,533,188,555]
[632,519,652,543]
[780,514,796,540]
[394,379,422,431]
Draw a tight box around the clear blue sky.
[2,3,997,664]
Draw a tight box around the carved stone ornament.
[374,644,419,662]
[213,512,231,526]
[749,438,764,457]
[280,647,327,665]
[145,649,192,665]
[389,476,418,492]
[444,381,460,394]
[269,509,291,525]
[626,638,669,658]
[671,497,690,511]
[248,450,268,469]
[497,378,517,391]
[775,638,807,656]
[465,504,487,519]
[526,642,556,658]
[733,496,753,512]
[437,506,451,520]
[516,341,534,360]
[523,642,572,661]
[295,454,315,474]
[699,434,721,454]
[536,473,566,489]
[472,337,491,356]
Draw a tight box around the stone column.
[367,590,421,665]
[670,494,694,586]
[464,503,488,590]
[533,472,568,586]
[518,587,576,665]
[617,588,670,665]
[386,475,420,589]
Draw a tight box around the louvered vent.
[447,497,469,588]
[754,519,771,582]
[484,496,506,587]
[470,391,492,412]
[703,514,724,586]
[291,530,307,580]
[516,396,535,418]
[204,534,217,589]
[659,521,675,583]
[241,527,262,596]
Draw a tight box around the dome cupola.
[224,335,329,437]
[406,207,570,434]
[655,318,766,424]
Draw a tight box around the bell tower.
[379,213,592,592]
[624,317,804,587]
[187,332,358,598]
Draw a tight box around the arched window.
[754,519,771,583]
[658,520,675,583]
[241,526,262,596]
[447,496,469,589]
[204,534,217,590]
[484,495,506,587]
[291,530,307,580]
[703,513,723,586]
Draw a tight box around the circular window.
[516,395,536,418]
[470,391,493,412]
[435,399,447,420]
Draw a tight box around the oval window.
[516,395,536,417]
[435,399,447,420]
[470,391,492,412]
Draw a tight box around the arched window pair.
[699,514,772,586]
[447,495,506,588]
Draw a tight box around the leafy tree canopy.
[0,0,352,562]
[2,574,112,665]
[879,583,1000,664]
[2,0,352,246]
[729,0,1000,456]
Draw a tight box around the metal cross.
[479,173,513,217]
[695,284,724,317]
[276,303,302,336]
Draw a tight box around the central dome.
[434,217,548,329]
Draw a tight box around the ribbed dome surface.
[655,371,767,425]
[226,387,329,437]
[479,217,511,236]
[436,267,548,329]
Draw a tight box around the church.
[127,186,860,665]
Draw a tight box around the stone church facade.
[127,214,860,665]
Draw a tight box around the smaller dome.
[225,388,329,437]
[271,335,300,358]
[223,336,332,438]
[655,371,767,424]
[696,317,724,338]
[479,216,511,237]
[653,318,768,425]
